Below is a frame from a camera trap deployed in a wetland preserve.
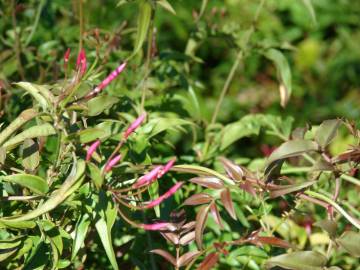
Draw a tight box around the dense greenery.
[0,0,360,269]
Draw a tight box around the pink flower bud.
[158,157,176,178]
[64,48,71,70]
[85,62,127,98]
[76,48,87,76]
[124,112,147,139]
[104,154,122,173]
[86,139,101,162]
[133,166,163,188]
[145,182,183,209]
[141,222,171,231]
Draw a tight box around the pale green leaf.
[0,174,48,195]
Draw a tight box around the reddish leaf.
[179,231,195,246]
[160,232,179,245]
[219,157,244,180]
[268,181,316,198]
[220,188,236,220]
[150,249,176,266]
[196,252,219,270]
[210,202,223,229]
[190,177,224,189]
[183,193,213,206]
[250,236,292,249]
[195,205,210,250]
[239,182,257,197]
[177,251,201,267]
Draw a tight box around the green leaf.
[14,82,55,110]
[148,180,160,217]
[87,95,119,116]
[267,140,319,166]
[21,138,40,171]
[3,123,56,150]
[157,0,176,14]
[221,114,264,150]
[145,117,192,138]
[314,220,337,238]
[71,213,91,260]
[74,128,108,144]
[265,251,327,270]
[337,231,360,257]
[88,162,104,189]
[95,191,119,270]
[263,49,292,107]
[133,0,152,56]
[269,181,316,198]
[0,174,48,195]
[301,0,317,25]
[315,119,342,149]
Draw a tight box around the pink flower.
[145,182,183,209]
[141,222,171,231]
[158,158,176,178]
[63,48,71,70]
[124,112,147,139]
[85,62,127,98]
[76,48,87,76]
[133,166,163,188]
[86,139,101,162]
[104,154,122,173]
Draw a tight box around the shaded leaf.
[197,252,219,270]
[178,251,201,267]
[220,188,236,220]
[0,174,48,195]
[265,251,327,270]
[88,162,103,189]
[87,95,119,116]
[160,231,179,245]
[210,202,223,229]
[219,157,244,180]
[314,220,337,238]
[195,205,210,250]
[134,0,152,56]
[150,249,176,266]
[179,231,196,246]
[190,177,224,189]
[301,0,317,25]
[71,213,91,260]
[268,181,316,198]
[183,193,213,206]
[315,119,341,149]
[337,231,360,257]
[21,138,40,171]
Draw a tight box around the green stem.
[304,190,360,230]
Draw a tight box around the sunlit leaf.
[71,213,91,260]
[190,177,224,189]
[183,193,213,206]
[0,174,48,195]
[178,251,200,267]
[315,119,342,149]
[314,220,337,238]
[220,188,236,220]
[337,231,360,257]
[195,204,210,250]
[197,252,219,270]
[133,0,152,56]
[265,251,327,270]
[21,139,40,171]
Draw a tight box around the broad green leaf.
[301,0,317,25]
[267,140,319,166]
[265,251,327,270]
[221,114,264,150]
[145,117,192,138]
[0,174,48,194]
[87,95,119,116]
[21,138,40,171]
[95,191,118,270]
[157,0,176,14]
[133,0,152,56]
[263,49,292,107]
[23,241,49,270]
[314,220,337,238]
[88,162,104,189]
[337,231,360,257]
[71,213,91,260]
[14,82,55,110]
[73,128,108,144]
[3,123,56,150]
[315,119,341,149]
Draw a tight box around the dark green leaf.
[315,119,341,149]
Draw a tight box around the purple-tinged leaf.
[183,193,213,206]
[160,232,179,245]
[210,203,223,229]
[150,249,177,266]
[181,221,196,234]
[179,231,195,246]
[268,181,316,198]
[249,236,292,249]
[239,182,257,197]
[177,251,201,267]
[195,205,210,250]
[219,157,244,181]
[190,177,224,189]
[220,188,236,220]
[196,252,219,270]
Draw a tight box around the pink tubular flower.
[158,157,176,178]
[124,112,147,139]
[133,166,163,188]
[63,48,71,70]
[76,48,87,76]
[145,182,183,209]
[85,62,127,98]
[104,154,122,173]
[86,139,101,162]
[141,222,171,231]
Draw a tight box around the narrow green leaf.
[88,162,104,189]
[3,123,56,150]
[14,82,55,110]
[133,0,152,56]
[87,95,119,116]
[157,0,176,14]
[0,174,48,195]
[263,49,292,107]
[301,0,317,25]
[71,213,91,260]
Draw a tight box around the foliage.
[1,0,360,269]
